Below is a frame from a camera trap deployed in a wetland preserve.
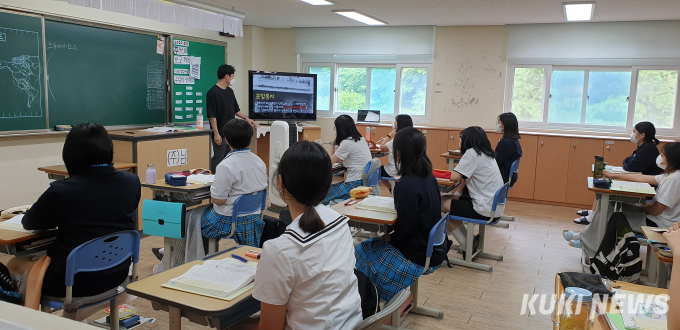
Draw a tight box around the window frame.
[301,62,432,122]
[505,64,680,136]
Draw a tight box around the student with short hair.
[323,115,372,205]
[251,141,363,330]
[207,64,255,173]
[201,119,268,247]
[494,113,522,185]
[564,143,680,255]
[355,127,446,302]
[6,123,141,297]
[442,126,505,256]
[376,114,413,191]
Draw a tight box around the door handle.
[573,144,576,148]
[541,142,544,146]
[607,146,610,150]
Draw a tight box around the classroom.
[0,0,679,329]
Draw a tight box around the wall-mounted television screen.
[248,71,317,121]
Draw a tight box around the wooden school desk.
[369,147,389,158]
[142,181,212,271]
[587,177,655,244]
[37,162,137,181]
[0,300,98,329]
[331,198,397,234]
[553,273,668,330]
[641,226,673,289]
[126,246,261,330]
[0,224,56,257]
[440,153,462,171]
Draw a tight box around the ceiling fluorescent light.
[300,0,336,5]
[563,2,595,21]
[333,10,387,25]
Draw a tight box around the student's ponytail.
[635,121,659,145]
[653,137,660,145]
[276,141,333,234]
[299,204,324,234]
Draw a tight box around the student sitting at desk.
[6,123,141,298]
[574,121,663,225]
[494,112,522,185]
[200,119,268,247]
[322,115,372,205]
[355,127,447,302]
[376,114,413,192]
[441,127,505,258]
[564,143,680,257]
[250,141,363,330]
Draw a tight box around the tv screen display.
[248,71,317,121]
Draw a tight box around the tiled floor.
[1,199,640,329]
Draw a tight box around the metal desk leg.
[596,193,610,243]
[164,237,172,272]
[169,306,182,330]
[448,159,453,172]
[647,248,658,285]
[657,260,669,289]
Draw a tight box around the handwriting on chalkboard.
[48,41,78,50]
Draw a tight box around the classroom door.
[565,138,604,206]
[422,129,449,170]
[603,139,637,167]
[534,136,571,203]
[508,135,539,200]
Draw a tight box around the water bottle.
[197,109,204,129]
[146,164,157,184]
[594,156,605,179]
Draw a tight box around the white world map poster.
[0,26,43,118]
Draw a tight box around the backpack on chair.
[589,212,642,282]
[259,211,293,247]
[354,269,380,319]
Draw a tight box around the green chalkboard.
[171,38,226,124]
[0,11,46,131]
[45,20,166,127]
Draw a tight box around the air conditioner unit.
[269,121,298,207]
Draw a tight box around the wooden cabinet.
[508,135,538,200]
[603,139,637,167]
[421,129,449,170]
[534,136,571,203]
[447,130,462,151]
[565,138,604,205]
[486,132,503,150]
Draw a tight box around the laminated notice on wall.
[174,56,191,65]
[174,75,195,85]
[190,56,201,79]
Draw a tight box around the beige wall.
[430,26,509,131]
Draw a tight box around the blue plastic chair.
[363,159,382,196]
[40,230,140,329]
[385,214,448,330]
[208,189,267,254]
[500,158,521,222]
[448,183,510,272]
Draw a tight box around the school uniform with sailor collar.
[252,205,363,330]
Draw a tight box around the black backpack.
[0,262,21,305]
[259,211,293,247]
[354,269,380,319]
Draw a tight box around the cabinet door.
[487,132,503,150]
[447,130,462,151]
[508,135,538,200]
[534,136,571,202]
[422,129,449,170]
[374,126,393,166]
[603,140,637,167]
[565,138,604,206]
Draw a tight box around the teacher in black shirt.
[7,123,141,297]
[206,64,255,173]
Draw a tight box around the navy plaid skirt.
[322,180,362,205]
[355,237,440,302]
[200,206,264,247]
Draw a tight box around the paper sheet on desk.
[610,180,656,195]
[187,174,215,184]
[0,215,39,233]
[141,127,174,133]
[356,196,397,213]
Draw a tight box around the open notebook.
[162,258,257,301]
[610,180,656,195]
[356,196,396,213]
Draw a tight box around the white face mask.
[495,122,503,134]
[630,132,639,144]
[229,78,236,86]
[657,155,667,170]
[391,122,396,129]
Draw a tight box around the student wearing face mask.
[376,115,414,191]
[574,122,663,225]
[494,113,522,185]
[564,143,680,258]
